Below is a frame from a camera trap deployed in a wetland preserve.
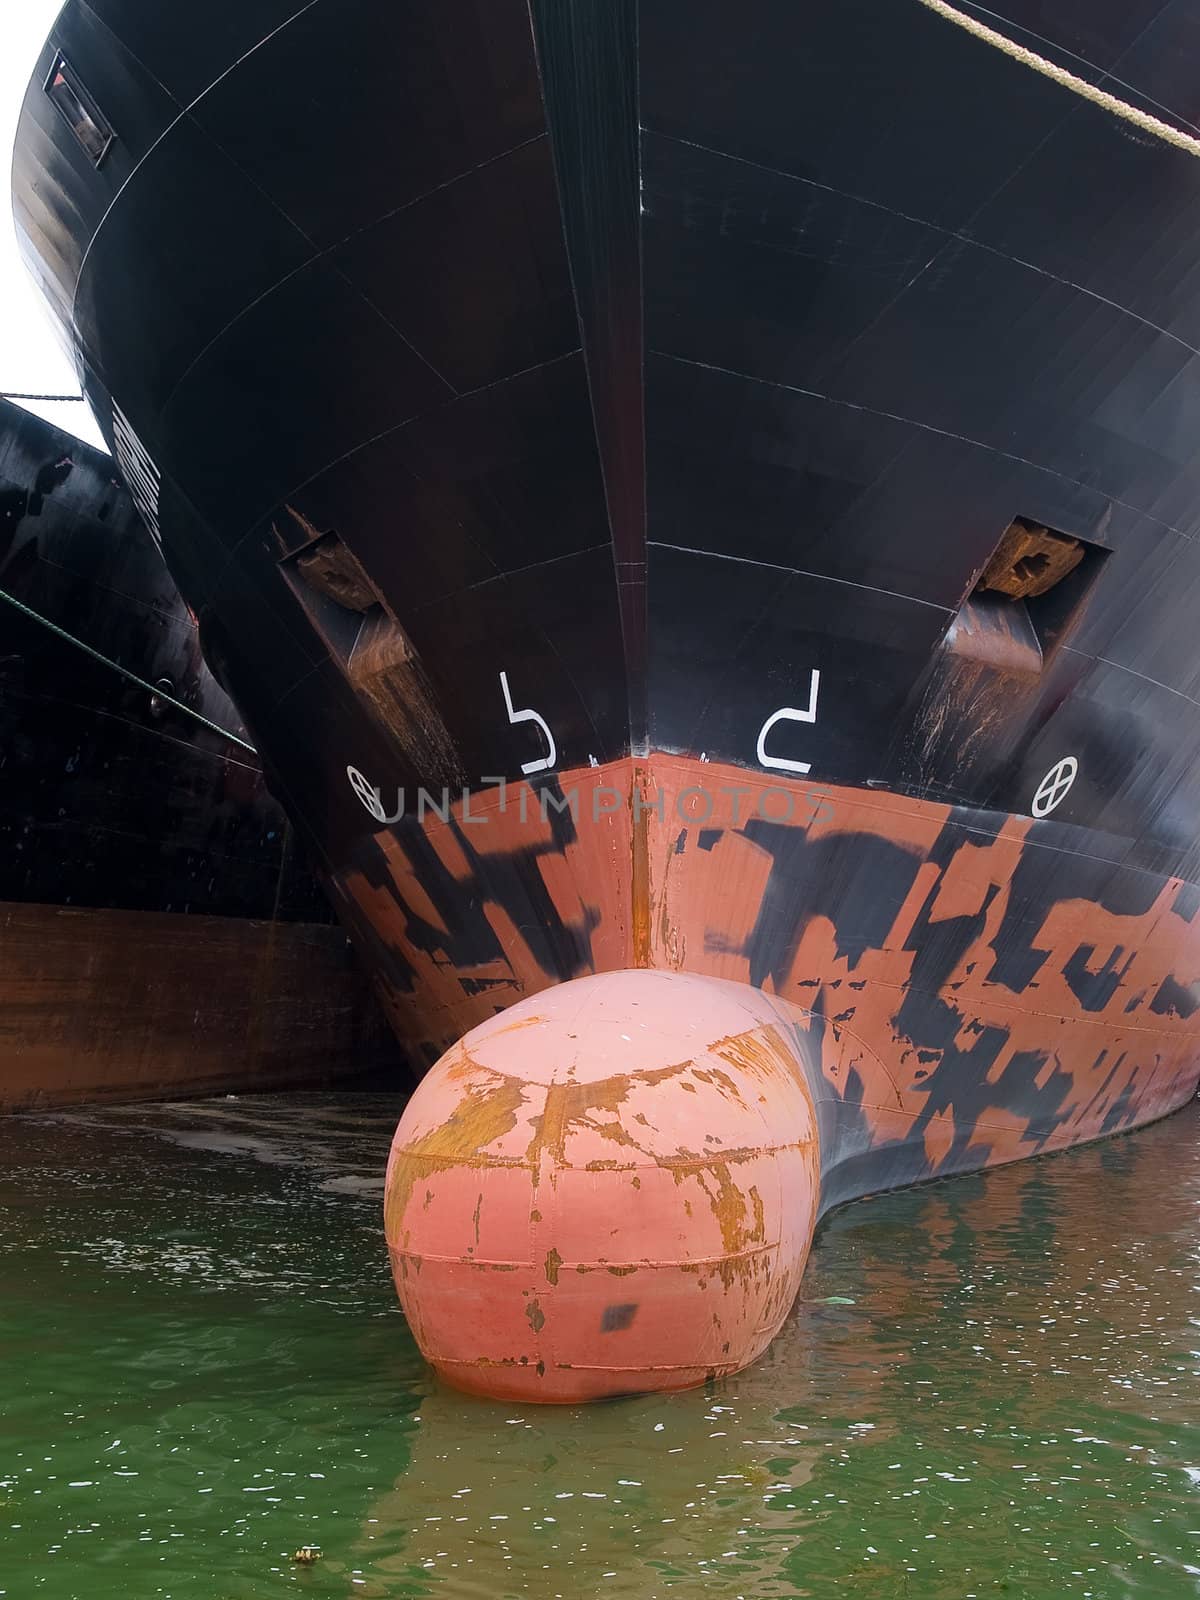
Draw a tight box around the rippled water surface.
[2,1095,1199,1598]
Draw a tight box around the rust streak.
[524,1062,694,1172]
[631,767,653,968]
[711,1024,805,1084]
[384,1071,527,1237]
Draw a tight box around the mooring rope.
[916,0,1200,159]
[0,583,257,754]
[0,392,88,403]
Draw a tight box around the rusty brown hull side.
[333,754,1200,1209]
[0,903,397,1110]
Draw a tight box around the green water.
[2,1096,1199,1599]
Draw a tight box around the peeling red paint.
[372,752,1200,1400]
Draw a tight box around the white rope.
[916,0,1200,159]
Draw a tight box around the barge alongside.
[15,0,1200,1396]
[0,399,394,1105]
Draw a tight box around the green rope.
[0,583,257,755]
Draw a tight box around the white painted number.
[500,670,556,775]
[1031,756,1078,818]
[757,669,821,774]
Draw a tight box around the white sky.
[3,0,107,451]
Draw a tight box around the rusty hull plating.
[380,752,1200,1401]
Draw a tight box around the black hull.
[13,0,1200,1159]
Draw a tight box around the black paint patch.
[1101,1072,1142,1134]
[1062,944,1134,1012]
[1150,975,1200,1019]
[600,1302,638,1332]
[741,824,925,986]
[989,848,1161,995]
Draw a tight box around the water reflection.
[354,1319,833,1598]
[355,1109,1200,1598]
[1,1096,1198,1597]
